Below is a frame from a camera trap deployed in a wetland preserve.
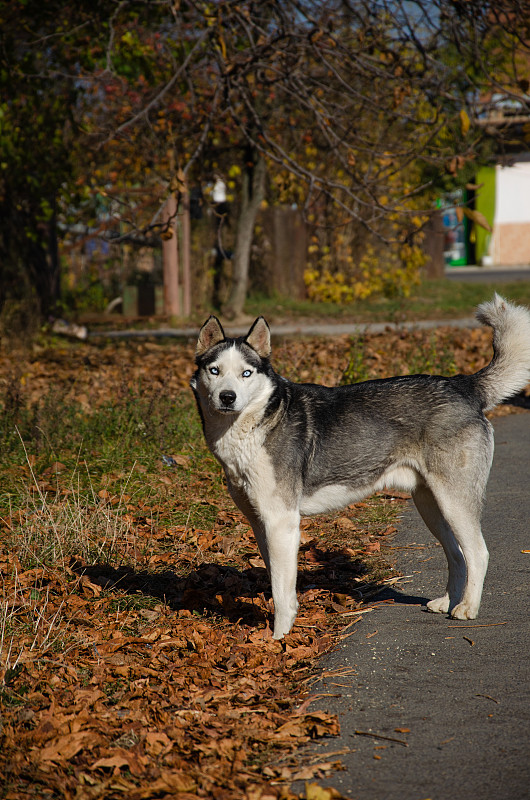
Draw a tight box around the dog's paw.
[272,620,294,639]
[272,612,297,639]
[449,602,478,620]
[426,596,450,614]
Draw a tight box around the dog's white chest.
[211,423,269,493]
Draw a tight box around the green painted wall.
[474,166,496,264]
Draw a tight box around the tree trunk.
[422,209,446,279]
[162,193,181,316]
[27,196,61,316]
[223,151,266,320]
[47,196,61,310]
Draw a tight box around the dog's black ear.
[196,316,225,356]
[245,317,271,358]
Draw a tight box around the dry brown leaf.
[37,731,95,763]
[137,771,196,796]
[91,750,146,776]
[304,783,347,799]
[144,731,173,756]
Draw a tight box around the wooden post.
[179,169,192,317]
[162,192,180,316]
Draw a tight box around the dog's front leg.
[263,508,301,639]
[244,508,301,639]
[227,482,300,638]
[241,515,300,637]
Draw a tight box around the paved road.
[446,266,530,283]
[88,315,483,340]
[298,413,529,800]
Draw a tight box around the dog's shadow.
[77,561,271,627]
[76,546,428,630]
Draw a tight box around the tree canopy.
[1,0,529,317]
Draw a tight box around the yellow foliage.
[460,108,470,136]
[304,239,425,303]
[302,148,430,302]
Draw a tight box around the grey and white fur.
[191,295,530,639]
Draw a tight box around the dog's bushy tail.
[474,293,530,410]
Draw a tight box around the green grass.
[244,279,530,324]
[0,388,202,501]
[0,381,217,570]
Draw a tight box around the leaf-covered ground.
[1,324,527,800]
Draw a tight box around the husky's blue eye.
[209,366,219,375]
[242,369,252,378]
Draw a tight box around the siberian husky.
[191,295,530,639]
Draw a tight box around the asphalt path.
[446,266,530,283]
[297,412,529,800]
[87,315,484,340]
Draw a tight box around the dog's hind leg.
[436,496,488,621]
[414,482,489,619]
[412,484,466,614]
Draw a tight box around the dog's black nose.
[219,390,236,407]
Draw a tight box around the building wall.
[491,161,530,265]
[492,222,530,265]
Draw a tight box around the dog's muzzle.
[219,390,237,409]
